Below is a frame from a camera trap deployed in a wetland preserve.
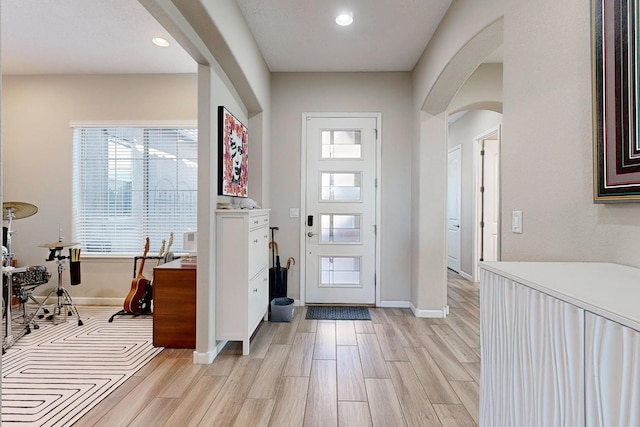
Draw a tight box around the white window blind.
[72,126,197,255]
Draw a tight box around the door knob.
[307,232,315,237]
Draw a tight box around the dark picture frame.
[218,106,248,197]
[592,0,640,202]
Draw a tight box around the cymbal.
[38,241,79,249]
[3,201,38,220]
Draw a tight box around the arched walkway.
[411,18,504,316]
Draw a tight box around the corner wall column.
[194,64,217,363]
[411,111,448,317]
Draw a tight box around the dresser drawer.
[249,213,269,230]
[248,267,268,332]
[248,226,269,279]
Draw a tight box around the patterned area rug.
[305,306,371,320]
[2,306,162,426]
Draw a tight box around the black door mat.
[305,306,371,320]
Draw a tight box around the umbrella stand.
[268,227,287,317]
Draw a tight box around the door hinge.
[480,186,485,193]
[480,149,485,156]
[480,221,485,228]
[374,128,378,140]
[373,224,377,235]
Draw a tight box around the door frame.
[472,125,501,282]
[299,112,382,307]
[447,145,462,273]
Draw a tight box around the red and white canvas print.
[218,106,248,197]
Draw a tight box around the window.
[321,130,362,158]
[72,124,197,255]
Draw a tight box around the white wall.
[424,0,640,275]
[411,0,503,315]
[271,72,413,304]
[448,110,502,275]
[2,74,197,303]
[449,63,503,114]
[501,0,640,266]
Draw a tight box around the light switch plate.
[512,210,523,234]
[289,208,300,218]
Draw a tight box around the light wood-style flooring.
[75,271,479,426]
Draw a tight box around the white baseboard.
[379,300,411,308]
[193,340,228,364]
[410,302,447,318]
[459,271,473,281]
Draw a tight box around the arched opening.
[413,17,503,317]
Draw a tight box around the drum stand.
[2,202,42,352]
[35,247,83,326]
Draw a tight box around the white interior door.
[305,116,377,304]
[447,146,462,272]
[483,139,500,261]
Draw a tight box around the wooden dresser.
[152,259,196,348]
[216,209,270,355]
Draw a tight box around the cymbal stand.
[2,209,16,352]
[35,247,83,326]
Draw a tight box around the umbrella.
[268,233,287,307]
[269,241,282,270]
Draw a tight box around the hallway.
[76,272,480,426]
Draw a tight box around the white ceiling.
[1,0,197,75]
[236,0,453,72]
[0,0,466,75]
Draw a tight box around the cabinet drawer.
[248,268,269,331]
[249,213,269,230]
[248,226,269,279]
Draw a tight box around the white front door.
[447,146,462,272]
[304,116,377,304]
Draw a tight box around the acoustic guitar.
[163,232,174,263]
[139,232,173,313]
[123,237,150,314]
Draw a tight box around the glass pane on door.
[320,214,361,243]
[321,172,362,201]
[321,130,361,158]
[320,256,361,286]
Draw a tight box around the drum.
[11,266,50,288]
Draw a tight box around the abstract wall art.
[593,0,640,201]
[218,106,248,197]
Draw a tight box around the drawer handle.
[254,220,259,225]
[253,288,258,293]
[254,239,258,244]
[263,277,267,282]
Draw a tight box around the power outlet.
[289,208,300,218]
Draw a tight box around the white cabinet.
[480,262,640,427]
[585,312,640,427]
[216,209,270,355]
[480,270,584,427]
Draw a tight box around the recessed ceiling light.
[152,37,170,48]
[336,12,353,26]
